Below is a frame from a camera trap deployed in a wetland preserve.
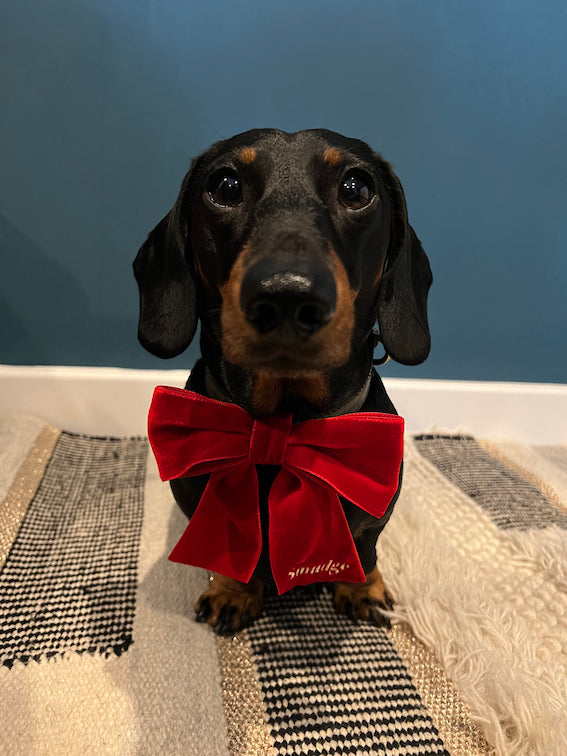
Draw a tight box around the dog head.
[134,129,432,375]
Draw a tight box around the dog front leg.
[194,573,264,635]
[334,567,394,628]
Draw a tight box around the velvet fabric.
[148,386,404,594]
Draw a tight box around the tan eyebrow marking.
[238,147,256,164]
[323,147,342,166]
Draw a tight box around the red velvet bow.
[148,385,404,594]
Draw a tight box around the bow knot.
[249,415,292,465]
[148,385,404,594]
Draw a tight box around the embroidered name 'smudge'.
[288,560,351,581]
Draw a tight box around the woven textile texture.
[1,432,147,668]
[1,415,566,755]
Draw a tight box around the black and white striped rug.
[1,414,566,755]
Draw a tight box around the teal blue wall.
[2,1,566,382]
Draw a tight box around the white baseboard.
[0,365,565,444]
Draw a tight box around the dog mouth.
[220,292,355,377]
[225,335,350,377]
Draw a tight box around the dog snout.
[240,259,337,338]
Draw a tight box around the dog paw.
[333,567,394,628]
[194,573,263,635]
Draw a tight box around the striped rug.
[1,414,566,755]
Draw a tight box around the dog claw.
[214,605,236,635]
[363,596,392,628]
[213,608,228,635]
[344,600,359,624]
[369,604,391,629]
[195,597,211,623]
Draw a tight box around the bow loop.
[148,385,252,480]
[148,385,404,594]
[285,413,404,516]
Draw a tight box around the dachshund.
[134,128,432,634]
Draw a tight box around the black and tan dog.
[134,128,432,634]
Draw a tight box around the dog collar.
[204,367,373,420]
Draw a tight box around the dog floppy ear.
[375,159,432,365]
[133,171,197,359]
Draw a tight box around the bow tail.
[168,464,262,585]
[268,470,366,594]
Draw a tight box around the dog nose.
[241,260,336,337]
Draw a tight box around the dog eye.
[338,171,374,210]
[207,170,243,207]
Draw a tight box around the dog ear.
[133,170,198,359]
[375,159,433,365]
